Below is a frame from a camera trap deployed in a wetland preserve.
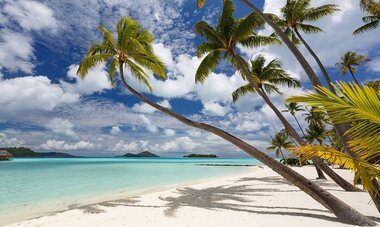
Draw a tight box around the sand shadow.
[159,184,363,225]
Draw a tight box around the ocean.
[0,157,261,225]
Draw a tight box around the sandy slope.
[5,166,379,227]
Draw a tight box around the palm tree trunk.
[118,68,374,226]
[238,0,322,87]
[349,68,361,86]
[231,53,366,192]
[279,148,285,159]
[238,0,380,211]
[293,115,306,137]
[293,28,336,94]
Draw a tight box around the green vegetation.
[336,51,370,85]
[183,154,218,158]
[76,0,380,224]
[2,147,39,157]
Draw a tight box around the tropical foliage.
[335,51,370,85]
[354,0,380,34]
[288,82,380,196]
[267,131,295,158]
[232,55,300,102]
[77,16,166,91]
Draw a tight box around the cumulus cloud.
[40,140,99,150]
[139,114,159,133]
[201,101,232,117]
[132,99,171,114]
[149,136,198,153]
[45,118,77,138]
[0,0,58,73]
[0,132,25,147]
[0,76,78,118]
[113,140,148,153]
[110,126,121,135]
[61,64,112,95]
[163,128,176,137]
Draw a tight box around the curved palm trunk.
[293,115,306,137]
[238,0,321,88]
[118,68,374,226]
[349,68,361,86]
[232,54,364,191]
[293,28,336,94]
[238,0,380,210]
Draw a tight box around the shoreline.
[4,166,379,227]
[1,166,260,226]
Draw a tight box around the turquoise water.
[0,157,261,224]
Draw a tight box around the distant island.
[1,147,81,158]
[183,154,218,158]
[117,151,159,158]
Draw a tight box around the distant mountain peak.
[118,151,159,158]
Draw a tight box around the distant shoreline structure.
[183,154,218,158]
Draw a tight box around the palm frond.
[195,50,221,84]
[77,54,113,79]
[233,11,264,41]
[292,145,380,195]
[354,20,379,34]
[304,4,340,21]
[109,58,119,87]
[232,83,256,102]
[194,21,224,44]
[297,24,323,34]
[240,35,280,48]
[124,59,153,92]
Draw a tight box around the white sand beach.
[5,166,379,227]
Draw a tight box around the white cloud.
[62,64,112,95]
[132,99,171,113]
[0,0,58,73]
[40,140,99,151]
[2,0,58,32]
[149,136,198,153]
[45,118,77,138]
[113,140,148,153]
[0,30,34,73]
[110,126,121,135]
[368,57,380,73]
[163,128,176,137]
[201,101,232,116]
[139,114,159,133]
[0,76,78,118]
[0,133,25,147]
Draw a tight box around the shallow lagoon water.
[0,157,261,224]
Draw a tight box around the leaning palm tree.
[354,0,380,35]
[282,102,306,136]
[335,51,370,85]
[289,82,380,212]
[271,0,339,93]
[231,55,300,102]
[196,0,363,190]
[267,131,295,158]
[77,16,374,226]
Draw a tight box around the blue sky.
[0,0,379,157]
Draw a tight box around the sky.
[0,0,379,157]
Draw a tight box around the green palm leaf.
[195,50,221,84]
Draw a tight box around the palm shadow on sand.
[160,183,380,224]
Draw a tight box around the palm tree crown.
[194,0,280,84]
[267,131,296,158]
[354,0,380,34]
[335,51,369,85]
[77,16,166,91]
[283,102,304,116]
[232,55,300,102]
[271,0,339,44]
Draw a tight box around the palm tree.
[77,16,374,226]
[195,0,360,192]
[197,0,380,209]
[267,131,295,158]
[335,51,370,85]
[289,82,380,212]
[354,0,380,35]
[282,102,305,136]
[271,0,339,93]
[231,55,300,102]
